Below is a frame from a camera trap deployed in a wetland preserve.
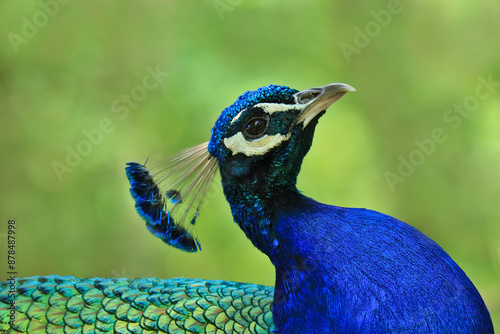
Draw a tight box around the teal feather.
[0,276,273,333]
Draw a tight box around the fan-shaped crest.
[126,142,219,252]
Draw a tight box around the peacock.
[0,83,494,333]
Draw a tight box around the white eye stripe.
[223,132,291,156]
[230,110,245,125]
[253,103,305,114]
[230,102,308,125]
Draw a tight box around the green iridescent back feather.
[0,276,274,333]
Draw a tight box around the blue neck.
[220,175,300,256]
[221,179,331,331]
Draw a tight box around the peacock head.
[126,83,354,252]
[208,83,355,192]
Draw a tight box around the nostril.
[297,90,321,104]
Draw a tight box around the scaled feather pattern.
[0,276,273,333]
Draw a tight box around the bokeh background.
[1,0,499,329]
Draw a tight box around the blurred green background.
[1,0,499,329]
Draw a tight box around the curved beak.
[292,83,355,129]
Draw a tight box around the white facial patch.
[223,132,291,156]
[224,102,306,156]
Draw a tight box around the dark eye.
[243,117,268,139]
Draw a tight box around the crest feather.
[126,142,218,252]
